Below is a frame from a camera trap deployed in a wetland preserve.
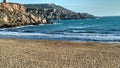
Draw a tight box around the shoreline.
[0,37,120,44]
[0,38,120,68]
[3,38,120,45]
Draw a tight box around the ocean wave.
[0,31,120,42]
[0,28,8,31]
[68,26,90,29]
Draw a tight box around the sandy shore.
[0,39,120,68]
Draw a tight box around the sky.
[0,0,120,16]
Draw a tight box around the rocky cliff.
[0,3,50,28]
[24,4,96,20]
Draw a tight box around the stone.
[3,15,8,23]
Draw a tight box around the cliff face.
[24,4,96,20]
[0,3,49,28]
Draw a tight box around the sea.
[0,16,120,43]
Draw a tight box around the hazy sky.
[1,0,120,16]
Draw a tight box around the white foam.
[13,25,34,29]
[0,28,8,30]
[0,31,47,36]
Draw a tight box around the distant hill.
[24,4,96,20]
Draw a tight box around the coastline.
[0,38,120,68]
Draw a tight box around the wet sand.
[0,39,120,68]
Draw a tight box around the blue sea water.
[0,16,120,43]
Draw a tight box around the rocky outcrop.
[0,3,50,28]
[24,4,96,20]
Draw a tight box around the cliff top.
[0,3,26,13]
